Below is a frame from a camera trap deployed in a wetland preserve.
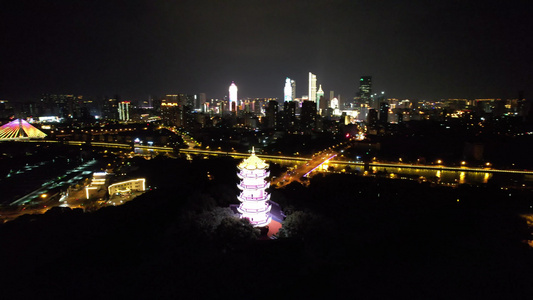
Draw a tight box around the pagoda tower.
[237,148,272,227]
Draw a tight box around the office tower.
[0,100,14,119]
[367,109,378,126]
[358,76,372,107]
[199,93,207,111]
[103,95,119,120]
[118,101,130,121]
[281,100,297,131]
[265,100,278,129]
[161,101,183,127]
[300,100,317,133]
[185,94,196,108]
[229,81,238,112]
[291,80,296,100]
[316,84,324,112]
[379,102,389,123]
[330,98,339,109]
[284,77,293,101]
[308,72,317,102]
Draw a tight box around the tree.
[278,211,323,238]
[215,217,259,249]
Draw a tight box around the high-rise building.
[291,80,296,100]
[161,101,182,127]
[358,76,372,107]
[102,95,119,120]
[284,77,292,102]
[229,82,238,112]
[316,84,324,112]
[199,93,206,111]
[236,149,272,227]
[281,101,297,131]
[301,100,317,133]
[330,98,339,109]
[265,100,278,129]
[118,101,130,121]
[367,108,378,126]
[379,102,389,123]
[185,94,196,108]
[0,100,14,119]
[308,72,317,102]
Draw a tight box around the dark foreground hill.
[0,157,531,299]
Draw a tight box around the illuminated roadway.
[12,140,533,176]
[177,148,533,176]
[270,151,337,187]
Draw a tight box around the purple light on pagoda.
[236,148,272,227]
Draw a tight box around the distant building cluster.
[0,75,531,144]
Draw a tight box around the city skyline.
[1,1,532,101]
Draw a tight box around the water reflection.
[483,172,491,184]
[266,158,496,185]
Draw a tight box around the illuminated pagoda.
[237,147,272,227]
[0,119,47,140]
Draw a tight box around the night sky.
[1,0,532,102]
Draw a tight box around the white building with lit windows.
[229,81,238,112]
[118,101,130,121]
[284,77,293,101]
[308,72,317,102]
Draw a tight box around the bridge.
[5,140,533,176]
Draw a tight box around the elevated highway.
[6,140,533,176]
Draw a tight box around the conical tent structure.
[0,119,47,140]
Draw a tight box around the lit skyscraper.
[308,72,317,102]
[118,101,130,121]
[284,77,292,101]
[229,81,238,112]
[291,79,296,100]
[316,84,324,111]
[358,76,372,104]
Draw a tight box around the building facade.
[308,72,317,102]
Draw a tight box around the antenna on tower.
[251,146,255,154]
